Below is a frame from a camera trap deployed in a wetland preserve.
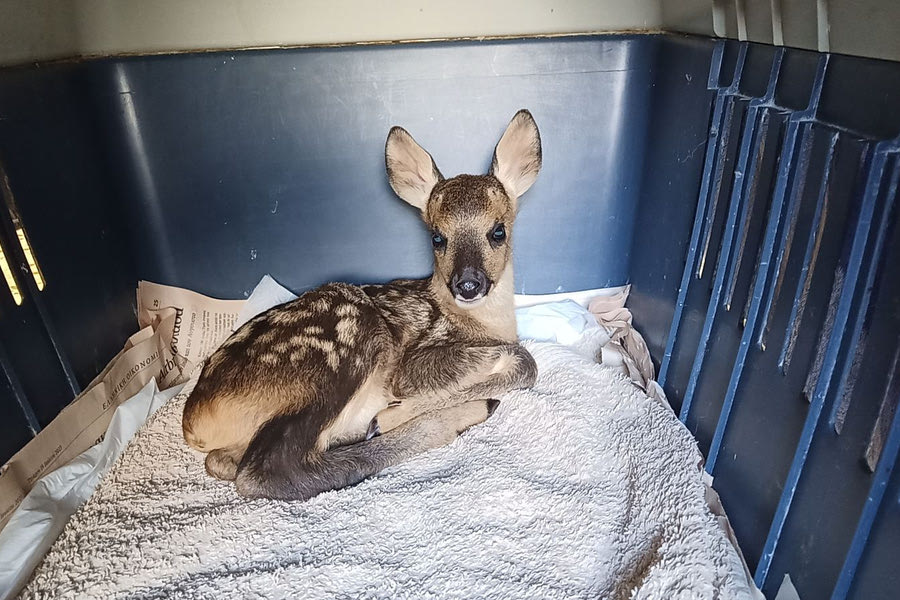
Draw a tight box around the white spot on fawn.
[271,310,301,325]
[336,303,360,317]
[258,328,279,343]
[259,353,280,365]
[335,318,358,345]
[289,335,340,372]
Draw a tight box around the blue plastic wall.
[0,33,897,599]
[0,33,682,456]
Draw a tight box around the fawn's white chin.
[455,295,486,309]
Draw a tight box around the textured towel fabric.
[21,338,754,600]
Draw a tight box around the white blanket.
[20,333,756,599]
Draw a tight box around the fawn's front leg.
[373,342,537,434]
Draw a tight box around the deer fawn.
[183,110,542,500]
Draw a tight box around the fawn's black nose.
[451,267,490,301]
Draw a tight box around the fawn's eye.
[432,231,446,249]
[490,223,507,244]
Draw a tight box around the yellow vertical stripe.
[0,243,22,305]
[16,227,44,290]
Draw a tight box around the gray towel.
[22,338,755,600]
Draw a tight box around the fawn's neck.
[431,264,518,343]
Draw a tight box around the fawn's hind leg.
[234,400,497,501]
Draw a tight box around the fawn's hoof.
[486,399,501,416]
[366,418,381,440]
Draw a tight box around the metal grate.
[658,39,900,598]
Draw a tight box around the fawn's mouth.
[453,281,492,308]
[454,294,487,308]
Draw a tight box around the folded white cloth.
[516,299,605,346]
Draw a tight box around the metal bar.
[707,115,802,473]
[680,47,786,422]
[723,108,771,310]
[833,328,867,435]
[706,39,728,89]
[755,141,892,589]
[696,97,737,280]
[697,43,750,279]
[777,132,840,374]
[735,0,748,41]
[865,345,900,470]
[770,0,785,46]
[659,42,729,386]
[0,162,82,399]
[739,235,763,328]
[0,339,39,435]
[756,52,830,350]
[758,128,811,350]
[707,50,831,470]
[830,389,900,599]
[680,85,771,421]
[830,160,900,432]
[801,263,846,402]
[20,291,81,396]
[727,49,787,333]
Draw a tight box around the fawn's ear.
[385,126,443,212]
[489,109,542,202]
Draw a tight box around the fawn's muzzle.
[451,267,491,302]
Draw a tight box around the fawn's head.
[385,110,542,309]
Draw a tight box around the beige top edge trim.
[0,0,666,67]
[1,30,670,69]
